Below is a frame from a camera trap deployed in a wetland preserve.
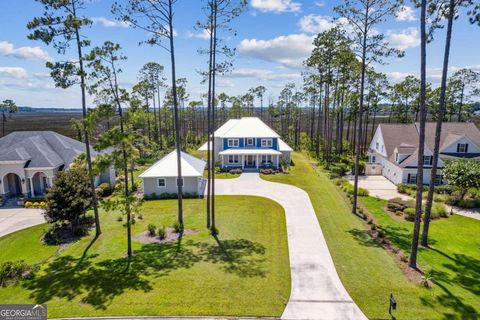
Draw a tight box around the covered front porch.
[219,149,282,170]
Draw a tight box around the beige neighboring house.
[140,150,206,197]
[367,122,480,185]
[0,131,115,199]
[198,117,292,170]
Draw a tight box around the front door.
[245,155,255,167]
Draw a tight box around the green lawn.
[0,196,290,318]
[361,196,480,318]
[262,152,479,320]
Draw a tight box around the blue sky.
[0,0,478,108]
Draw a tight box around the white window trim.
[458,143,467,153]
[423,155,432,166]
[228,139,239,148]
[158,178,166,188]
[247,138,254,146]
[228,155,239,164]
[261,139,273,148]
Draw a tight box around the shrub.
[457,199,476,209]
[95,187,104,197]
[147,224,156,236]
[24,201,32,208]
[433,193,449,203]
[260,168,275,175]
[157,226,166,240]
[330,163,348,176]
[229,168,242,174]
[173,221,183,233]
[0,260,31,287]
[431,202,448,219]
[397,183,414,195]
[116,216,123,222]
[328,172,340,179]
[404,208,417,221]
[400,255,408,262]
[387,202,405,212]
[358,187,369,197]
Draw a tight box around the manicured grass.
[262,152,479,319]
[204,171,241,179]
[0,196,290,318]
[361,196,480,318]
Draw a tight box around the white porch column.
[242,155,245,169]
[276,155,280,168]
[29,178,35,197]
[48,177,53,187]
[0,177,4,195]
[221,155,224,168]
[256,155,259,169]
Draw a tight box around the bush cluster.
[387,198,448,221]
[334,178,369,197]
[24,201,47,209]
[144,192,198,200]
[0,260,33,287]
[97,183,112,197]
[260,168,278,175]
[229,168,242,174]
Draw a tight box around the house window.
[369,155,376,163]
[375,142,379,150]
[261,139,273,148]
[423,156,432,166]
[395,152,399,162]
[228,155,239,164]
[407,174,417,184]
[247,138,254,146]
[435,174,443,185]
[261,155,272,163]
[457,143,468,153]
[158,178,166,188]
[228,139,239,147]
[381,145,384,152]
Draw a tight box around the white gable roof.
[139,150,206,178]
[215,117,280,138]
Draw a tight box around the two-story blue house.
[199,117,292,170]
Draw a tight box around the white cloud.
[386,71,415,82]
[238,34,314,68]
[185,29,210,40]
[216,79,235,88]
[299,15,353,34]
[224,68,300,81]
[251,0,301,13]
[387,27,420,50]
[0,67,28,78]
[0,41,52,62]
[91,17,130,28]
[314,1,325,7]
[395,5,416,22]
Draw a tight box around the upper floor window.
[375,142,379,150]
[261,139,273,148]
[228,139,239,148]
[423,156,432,166]
[395,152,399,162]
[369,155,376,163]
[457,143,468,153]
[246,138,254,146]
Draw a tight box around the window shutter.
[465,144,469,152]
[457,144,460,152]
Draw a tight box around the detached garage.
[140,150,206,198]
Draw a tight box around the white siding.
[442,136,480,153]
[142,176,200,196]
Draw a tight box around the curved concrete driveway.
[214,173,367,320]
[0,208,45,237]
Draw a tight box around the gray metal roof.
[0,131,99,169]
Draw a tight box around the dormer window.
[261,139,273,148]
[423,156,432,166]
[228,139,239,148]
[457,143,468,153]
[246,138,254,146]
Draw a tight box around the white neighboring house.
[198,117,293,169]
[0,131,115,198]
[140,150,206,197]
[367,122,480,185]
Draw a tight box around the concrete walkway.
[214,173,367,320]
[0,208,45,237]
[346,175,480,221]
